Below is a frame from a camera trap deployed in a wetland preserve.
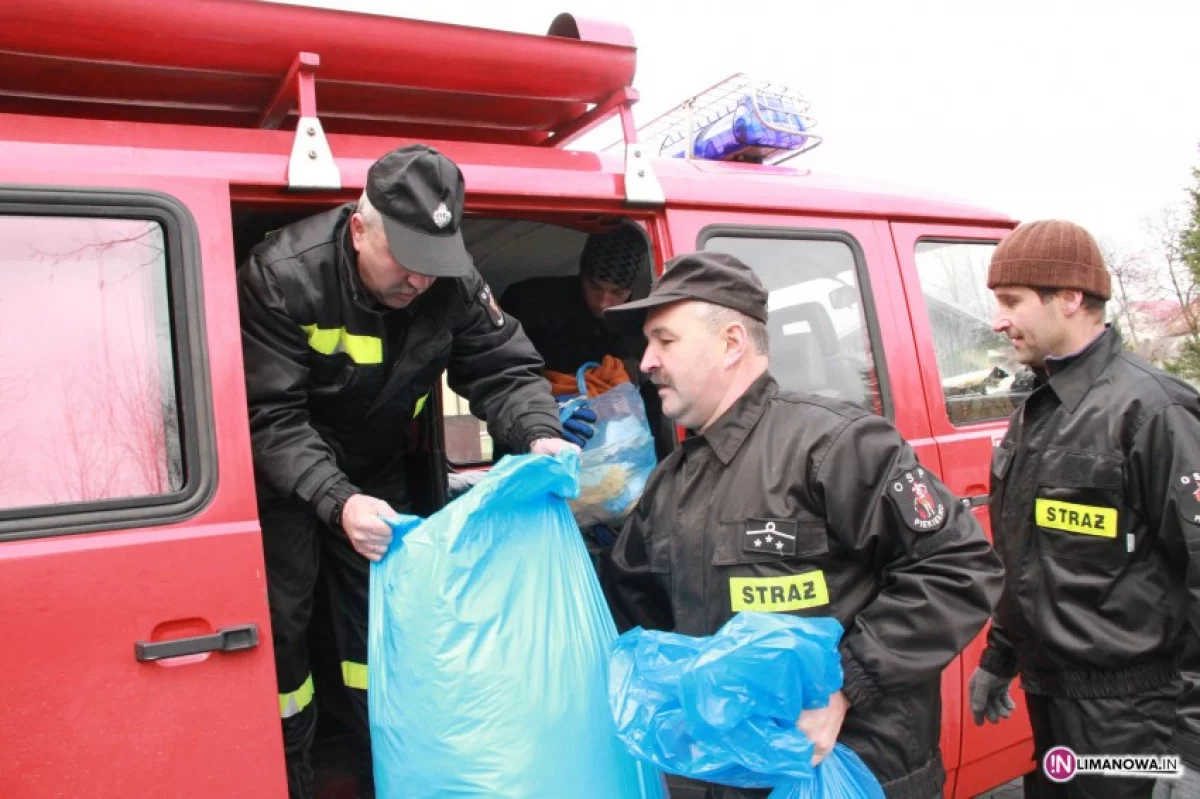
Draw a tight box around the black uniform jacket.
[238,204,560,526]
[609,372,1004,798]
[982,327,1200,706]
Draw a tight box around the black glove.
[968,667,1016,726]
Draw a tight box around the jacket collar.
[336,205,391,316]
[686,371,776,465]
[1041,325,1121,413]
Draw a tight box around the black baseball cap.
[603,251,769,334]
[364,144,471,278]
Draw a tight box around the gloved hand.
[591,523,617,547]
[968,667,1016,726]
[555,394,598,448]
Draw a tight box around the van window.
[0,215,183,509]
[442,373,494,464]
[913,240,1033,425]
[702,234,884,414]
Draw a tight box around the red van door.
[0,178,286,797]
[889,221,1035,796]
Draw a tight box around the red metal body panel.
[0,174,285,797]
[890,222,1035,794]
[0,109,1014,226]
[0,0,637,143]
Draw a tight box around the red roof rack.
[0,0,664,199]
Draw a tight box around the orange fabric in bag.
[545,355,631,398]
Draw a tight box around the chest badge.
[888,468,947,533]
[743,518,797,556]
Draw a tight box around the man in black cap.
[237,144,572,798]
[602,251,1004,799]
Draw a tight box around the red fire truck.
[0,0,1031,795]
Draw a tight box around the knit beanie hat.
[579,223,648,290]
[986,219,1111,301]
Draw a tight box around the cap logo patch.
[432,202,452,229]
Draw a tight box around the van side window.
[913,240,1033,425]
[442,372,494,463]
[0,215,184,510]
[702,234,884,414]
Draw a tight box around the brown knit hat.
[987,219,1111,300]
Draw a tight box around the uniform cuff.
[313,480,361,530]
[522,423,564,451]
[978,646,1019,680]
[839,647,884,712]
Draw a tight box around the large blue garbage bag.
[368,450,665,799]
[559,361,658,529]
[609,612,885,798]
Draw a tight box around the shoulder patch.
[1177,472,1200,526]
[478,282,505,329]
[886,467,948,533]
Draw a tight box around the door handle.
[960,494,989,509]
[135,624,259,662]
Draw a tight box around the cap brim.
[602,292,692,335]
[380,214,472,278]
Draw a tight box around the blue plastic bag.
[368,450,665,798]
[559,361,658,529]
[609,612,885,798]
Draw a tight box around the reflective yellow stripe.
[1035,499,1117,538]
[341,660,368,690]
[730,571,830,612]
[413,391,430,419]
[279,674,314,719]
[300,324,383,365]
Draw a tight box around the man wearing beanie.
[501,221,657,449]
[502,222,648,366]
[969,219,1200,797]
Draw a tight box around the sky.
[272,0,1199,280]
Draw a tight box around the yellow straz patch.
[1035,499,1117,538]
[730,572,830,612]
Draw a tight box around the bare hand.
[529,437,581,457]
[340,493,396,562]
[797,690,850,766]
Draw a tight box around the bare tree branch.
[1144,206,1199,345]
[1098,236,1152,349]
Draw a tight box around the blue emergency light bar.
[640,75,822,165]
[660,91,813,162]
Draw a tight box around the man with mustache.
[237,144,573,798]
[969,219,1200,798]
[602,251,1004,798]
